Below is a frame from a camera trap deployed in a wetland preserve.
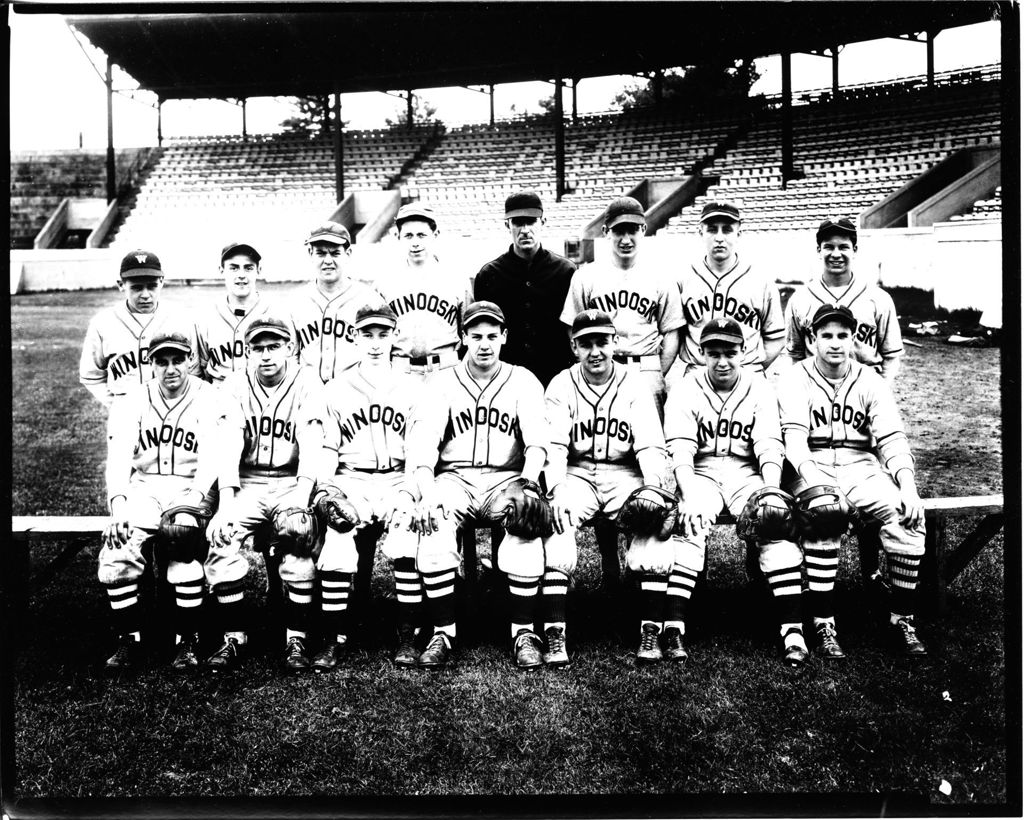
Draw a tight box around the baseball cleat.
[513,629,544,669]
[312,639,347,673]
[284,636,312,673]
[393,625,419,668]
[170,634,200,673]
[542,626,570,668]
[417,632,452,670]
[104,635,142,675]
[783,640,810,668]
[890,615,928,657]
[204,636,242,673]
[814,622,846,659]
[662,627,688,662]
[635,623,663,665]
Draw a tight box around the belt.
[241,467,296,478]
[345,465,399,474]
[809,442,871,452]
[614,354,649,364]
[393,349,458,367]
[613,353,661,372]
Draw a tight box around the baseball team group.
[80,190,928,677]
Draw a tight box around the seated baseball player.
[778,304,927,659]
[313,303,422,671]
[664,318,808,667]
[542,309,678,667]
[206,312,328,673]
[98,324,220,674]
[406,300,554,670]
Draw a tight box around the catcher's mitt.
[158,503,212,563]
[793,484,855,540]
[736,487,796,544]
[312,484,360,533]
[272,506,320,559]
[615,485,679,539]
[492,477,555,539]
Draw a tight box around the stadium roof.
[58,2,1001,101]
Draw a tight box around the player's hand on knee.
[549,485,574,535]
[680,508,706,540]
[103,518,130,548]
[207,513,237,549]
[898,488,925,529]
[386,490,417,532]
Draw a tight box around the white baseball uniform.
[194,293,273,383]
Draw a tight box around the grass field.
[6,285,1012,810]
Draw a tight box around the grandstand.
[949,185,1002,222]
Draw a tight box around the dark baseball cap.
[395,202,438,229]
[245,312,294,343]
[571,309,617,340]
[354,303,398,330]
[221,242,262,264]
[815,217,858,246]
[306,222,351,246]
[604,196,646,229]
[462,300,506,328]
[700,318,745,347]
[700,201,741,224]
[505,191,544,219]
[119,250,163,279]
[148,326,192,357]
[811,304,857,331]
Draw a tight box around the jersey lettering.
[138,424,198,453]
[453,406,522,437]
[696,418,754,446]
[683,293,763,330]
[811,403,867,432]
[246,415,295,442]
[589,290,658,322]
[389,293,460,326]
[856,322,877,348]
[110,350,143,379]
[208,339,245,369]
[336,404,406,445]
[571,416,631,444]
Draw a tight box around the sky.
[8,8,1003,150]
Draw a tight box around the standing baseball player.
[541,309,678,667]
[315,303,422,670]
[289,222,384,383]
[405,301,553,670]
[374,203,468,380]
[778,304,927,658]
[195,242,271,382]
[98,324,220,673]
[663,318,808,666]
[675,201,785,377]
[81,250,199,409]
[785,218,904,382]
[205,312,328,672]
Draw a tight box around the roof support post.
[652,70,664,107]
[571,78,579,123]
[926,30,935,88]
[333,92,344,204]
[105,56,116,203]
[489,84,495,126]
[832,46,840,98]
[241,98,248,140]
[781,52,793,190]
[157,98,163,148]
[407,90,414,131]
[554,77,565,202]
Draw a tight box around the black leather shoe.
[815,622,846,659]
[205,636,242,673]
[393,625,418,668]
[636,623,663,665]
[104,635,142,675]
[542,626,570,668]
[891,616,928,657]
[284,636,311,673]
[170,634,199,674]
[513,629,544,669]
[417,632,452,669]
[663,627,688,662]
[312,639,346,673]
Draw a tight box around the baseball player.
[205,311,328,673]
[541,309,678,667]
[785,218,904,382]
[675,201,786,376]
[195,242,271,382]
[663,318,808,666]
[405,301,551,670]
[288,221,384,383]
[778,304,927,658]
[374,203,469,380]
[80,250,200,409]
[315,303,422,670]
[98,324,220,673]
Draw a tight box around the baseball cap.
[354,303,398,330]
[505,191,544,219]
[700,201,742,224]
[306,222,352,247]
[700,318,745,347]
[220,242,262,264]
[815,217,858,246]
[571,309,617,340]
[462,300,506,328]
[119,250,163,279]
[395,202,438,229]
[604,196,646,229]
[148,325,192,357]
[245,311,294,344]
[811,303,857,331]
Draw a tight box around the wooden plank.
[921,495,1004,516]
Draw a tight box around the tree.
[279,95,348,136]
[385,94,438,127]
[613,60,761,111]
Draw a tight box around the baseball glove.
[158,503,212,563]
[491,477,555,539]
[615,485,679,539]
[272,506,321,559]
[312,483,360,533]
[736,487,797,544]
[793,484,855,540]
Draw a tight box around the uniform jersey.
[677,256,784,368]
[194,293,272,382]
[663,368,784,474]
[104,375,219,506]
[322,365,415,472]
[218,363,327,488]
[560,257,685,356]
[785,274,904,367]
[373,258,469,358]
[777,358,914,476]
[405,361,548,473]
[80,302,200,405]
[288,280,384,382]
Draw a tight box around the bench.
[9,494,1005,614]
